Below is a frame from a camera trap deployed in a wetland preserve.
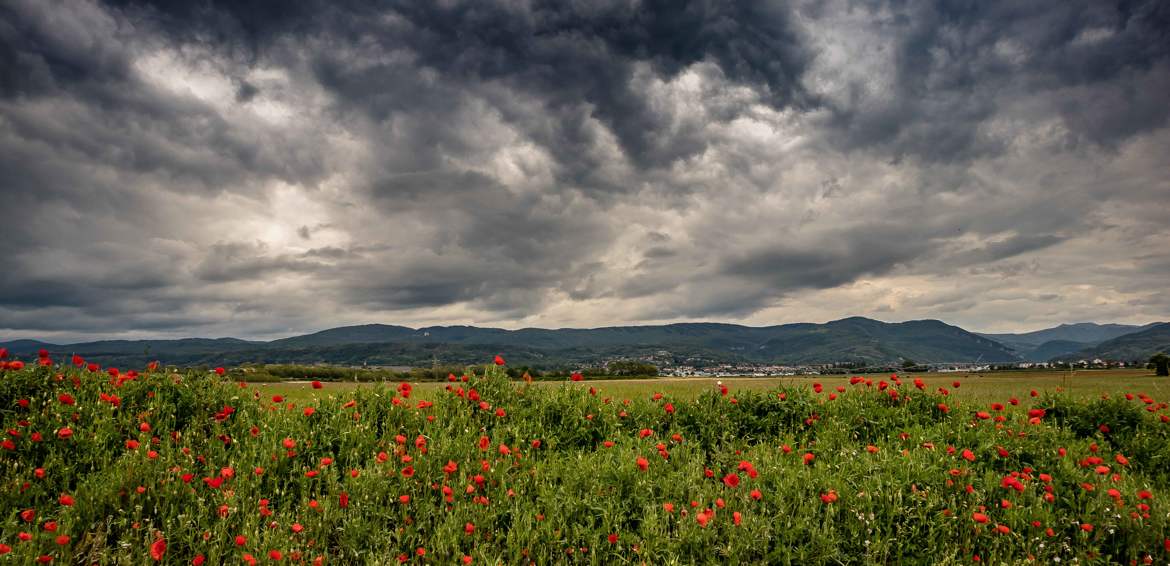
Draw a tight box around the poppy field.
[2,352,1170,564]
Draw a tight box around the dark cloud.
[113,0,814,170]
[1,0,1168,341]
[818,0,1170,161]
[234,79,259,102]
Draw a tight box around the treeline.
[232,361,659,383]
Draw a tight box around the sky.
[1,0,1168,343]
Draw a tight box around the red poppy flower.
[214,367,225,376]
[972,512,989,524]
[493,355,505,366]
[150,538,166,561]
[722,473,740,488]
[696,509,714,527]
[636,457,649,472]
[571,372,583,382]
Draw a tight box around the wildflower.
[150,538,166,561]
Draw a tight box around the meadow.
[2,354,1169,564]
[259,369,1170,405]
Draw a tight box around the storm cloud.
[1,0,1168,341]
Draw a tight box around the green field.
[259,369,1170,405]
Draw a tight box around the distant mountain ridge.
[977,322,1162,361]
[2,318,1163,369]
[3,317,1017,368]
[1056,323,1170,362]
[978,322,1158,346]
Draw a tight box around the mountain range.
[976,322,1163,361]
[1,318,1166,369]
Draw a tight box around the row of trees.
[235,360,661,383]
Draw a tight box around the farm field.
[2,359,1169,564]
[260,369,1170,405]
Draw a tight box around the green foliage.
[1149,353,1169,376]
[606,360,659,376]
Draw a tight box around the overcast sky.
[2,0,1168,342]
